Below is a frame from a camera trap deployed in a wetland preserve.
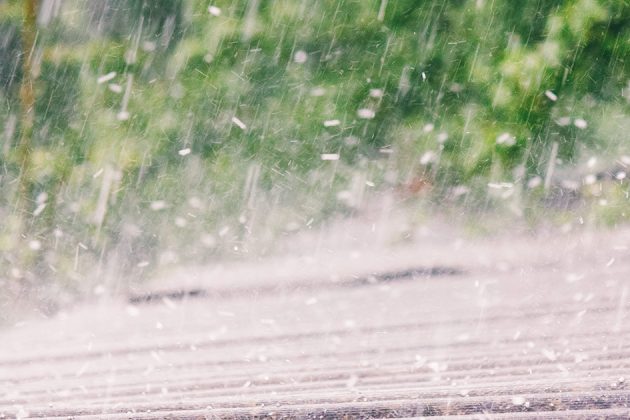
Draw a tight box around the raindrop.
[126,306,140,317]
[150,201,167,211]
[28,240,42,251]
[33,204,46,217]
[208,5,221,16]
[321,153,340,161]
[108,83,123,93]
[527,177,542,189]
[116,111,130,121]
[200,234,216,248]
[345,136,359,145]
[142,41,156,52]
[305,298,318,305]
[323,119,340,127]
[97,72,116,84]
[496,133,516,146]
[544,90,558,101]
[556,117,571,126]
[574,118,588,129]
[188,197,202,208]
[357,108,375,119]
[369,88,383,98]
[232,116,247,130]
[541,349,557,361]
[420,151,436,165]
[293,50,308,64]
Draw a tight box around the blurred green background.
[1,0,630,310]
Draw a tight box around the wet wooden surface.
[2,228,630,419]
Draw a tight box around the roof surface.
[2,226,629,419]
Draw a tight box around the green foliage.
[1,0,630,303]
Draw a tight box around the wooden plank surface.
[2,226,630,419]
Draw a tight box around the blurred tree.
[0,0,629,307]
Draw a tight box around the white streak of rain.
[97,72,116,84]
[232,116,247,130]
[377,0,388,21]
[544,142,559,191]
[117,74,133,121]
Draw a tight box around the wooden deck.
[2,227,630,419]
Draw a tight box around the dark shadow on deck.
[128,265,464,305]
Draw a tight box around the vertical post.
[13,0,39,285]
[16,0,38,232]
